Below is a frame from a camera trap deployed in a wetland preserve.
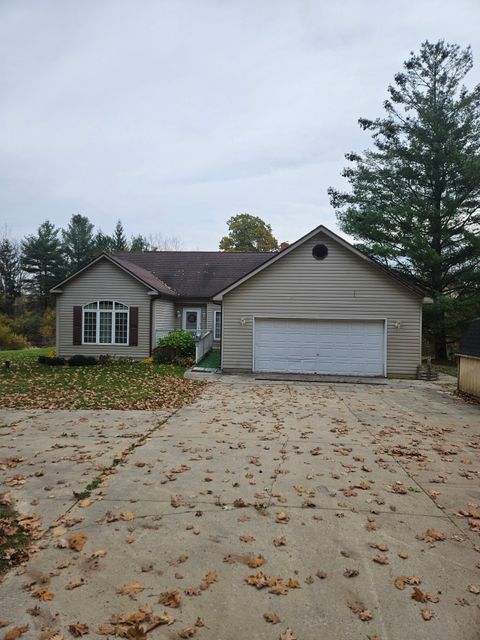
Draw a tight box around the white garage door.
[254,318,385,376]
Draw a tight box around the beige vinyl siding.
[221,232,423,377]
[458,356,480,399]
[207,302,222,346]
[152,298,176,346]
[56,259,152,359]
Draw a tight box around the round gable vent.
[312,243,328,260]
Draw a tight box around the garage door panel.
[254,319,384,376]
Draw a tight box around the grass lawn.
[433,361,458,378]
[0,348,204,410]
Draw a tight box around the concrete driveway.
[1,378,479,640]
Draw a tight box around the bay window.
[82,301,129,344]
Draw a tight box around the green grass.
[197,350,221,370]
[0,349,203,410]
[0,346,51,360]
[435,364,458,377]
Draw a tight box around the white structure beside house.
[51,224,430,377]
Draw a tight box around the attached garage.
[214,225,429,378]
[253,318,385,376]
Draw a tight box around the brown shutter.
[73,306,82,345]
[129,307,139,346]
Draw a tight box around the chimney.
[280,242,290,251]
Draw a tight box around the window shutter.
[73,306,82,345]
[129,307,139,346]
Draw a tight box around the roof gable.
[212,225,425,300]
[50,253,175,296]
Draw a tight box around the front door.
[182,308,201,332]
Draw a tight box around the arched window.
[83,301,129,345]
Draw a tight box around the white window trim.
[214,310,222,341]
[182,308,201,332]
[82,300,130,346]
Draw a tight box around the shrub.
[153,330,195,365]
[67,354,98,367]
[0,324,27,350]
[38,355,65,366]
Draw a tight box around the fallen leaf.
[65,579,85,590]
[31,588,54,601]
[263,612,280,624]
[170,495,182,508]
[343,568,359,578]
[239,535,255,543]
[247,555,264,568]
[417,528,445,542]
[279,629,296,640]
[178,627,196,638]
[273,536,286,546]
[398,551,409,559]
[68,624,89,637]
[411,587,427,603]
[117,583,145,596]
[276,512,289,524]
[158,590,181,608]
[421,607,434,621]
[68,533,87,552]
[468,585,480,594]
[373,554,389,565]
[4,627,29,640]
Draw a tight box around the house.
[457,318,480,399]
[51,224,430,377]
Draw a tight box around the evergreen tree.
[111,220,128,252]
[62,214,95,273]
[21,221,64,309]
[329,41,480,359]
[219,214,278,252]
[0,238,22,313]
[94,230,114,254]
[130,235,150,251]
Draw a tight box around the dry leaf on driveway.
[417,528,445,542]
[158,590,181,607]
[276,512,289,524]
[264,612,280,624]
[31,588,54,601]
[279,629,296,640]
[4,627,29,640]
[117,583,145,596]
[68,624,89,637]
[421,608,434,621]
[68,533,87,552]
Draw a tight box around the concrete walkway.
[0,378,479,639]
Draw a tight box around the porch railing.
[195,330,213,364]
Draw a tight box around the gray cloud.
[1,0,479,248]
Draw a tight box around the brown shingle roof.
[114,251,273,298]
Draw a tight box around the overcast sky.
[1,1,479,249]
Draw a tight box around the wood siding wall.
[458,356,480,399]
[221,232,423,377]
[56,259,152,359]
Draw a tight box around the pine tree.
[111,220,128,252]
[62,214,95,273]
[22,221,65,309]
[0,238,21,313]
[329,41,480,359]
